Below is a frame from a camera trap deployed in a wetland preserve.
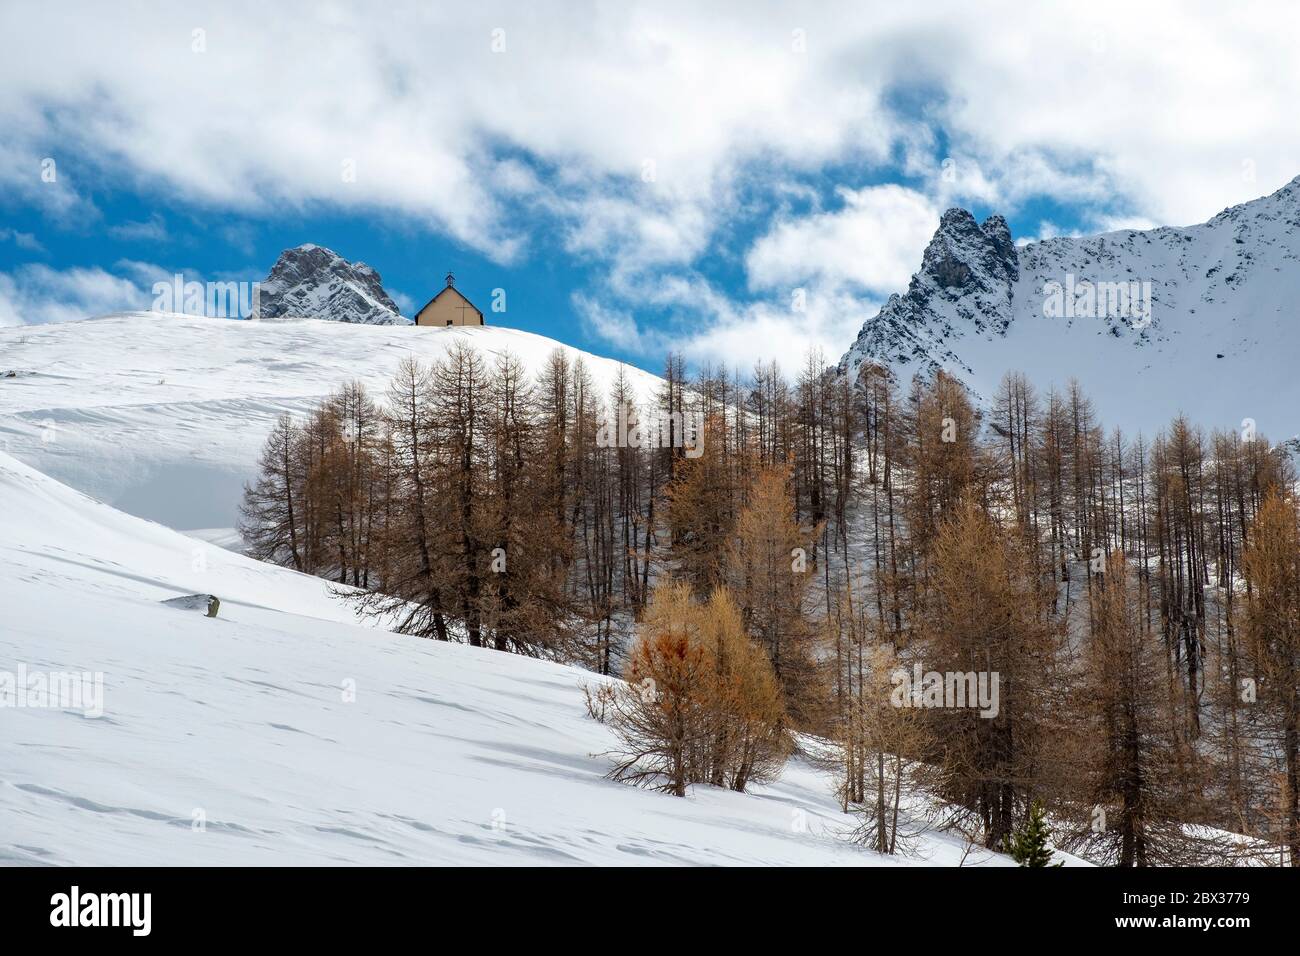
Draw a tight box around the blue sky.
[3,2,1298,375]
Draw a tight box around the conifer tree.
[240,413,305,571]
[1006,801,1060,867]
[1242,491,1300,865]
[922,499,1055,850]
[728,465,821,725]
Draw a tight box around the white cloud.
[108,213,168,242]
[1091,214,1162,235]
[0,140,100,226]
[5,4,1294,233]
[388,288,416,315]
[0,264,150,326]
[579,271,876,373]
[667,291,877,372]
[0,228,44,253]
[574,293,651,353]
[560,194,714,272]
[745,184,939,293]
[111,259,216,292]
[0,2,900,268]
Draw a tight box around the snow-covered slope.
[0,313,662,532]
[0,450,1030,866]
[256,244,406,325]
[840,175,1300,440]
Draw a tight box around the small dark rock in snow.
[162,593,221,617]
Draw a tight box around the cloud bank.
[3,0,1298,367]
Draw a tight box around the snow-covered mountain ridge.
[839,175,1300,440]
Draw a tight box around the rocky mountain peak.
[920,208,1020,291]
[979,214,1017,269]
[257,244,406,325]
[838,174,1300,427]
[835,206,1023,378]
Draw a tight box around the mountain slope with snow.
[839,175,1300,441]
[0,449,1031,866]
[0,313,663,533]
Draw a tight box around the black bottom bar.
[0,865,1284,941]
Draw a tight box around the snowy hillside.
[839,175,1300,441]
[256,244,406,325]
[0,313,662,533]
[0,449,1030,866]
